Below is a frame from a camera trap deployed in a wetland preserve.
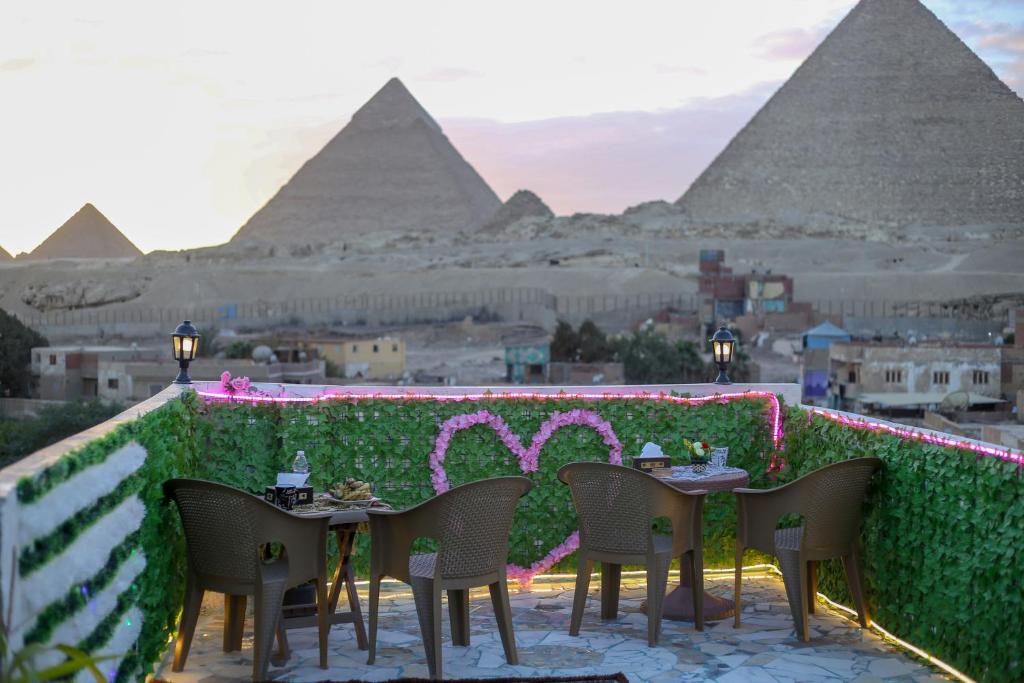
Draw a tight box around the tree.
[705,346,754,383]
[614,329,686,384]
[577,320,611,363]
[550,320,579,362]
[0,309,48,398]
[0,400,123,467]
[675,340,707,383]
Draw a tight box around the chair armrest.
[734,482,805,555]
[367,502,441,583]
[650,481,706,555]
[254,505,330,587]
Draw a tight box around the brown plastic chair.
[366,476,532,680]
[733,457,882,641]
[164,478,331,680]
[558,462,706,646]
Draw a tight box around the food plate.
[324,494,381,509]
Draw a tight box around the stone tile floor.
[155,571,949,682]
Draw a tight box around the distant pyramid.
[232,78,502,243]
[481,190,554,233]
[0,246,11,261]
[26,204,142,260]
[676,0,1024,231]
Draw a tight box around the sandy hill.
[676,0,1024,232]
[25,204,142,260]
[231,77,502,244]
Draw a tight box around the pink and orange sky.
[1,0,1022,255]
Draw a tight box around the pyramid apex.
[350,78,441,132]
[27,203,142,259]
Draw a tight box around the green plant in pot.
[684,438,711,473]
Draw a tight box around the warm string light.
[807,406,1023,465]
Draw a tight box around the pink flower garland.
[428,408,622,586]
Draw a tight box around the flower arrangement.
[684,438,711,472]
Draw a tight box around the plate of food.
[326,479,380,508]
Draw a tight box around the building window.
[352,344,358,352]
[847,369,857,383]
[372,344,379,353]
[973,370,990,385]
[392,343,399,353]
[884,369,903,384]
[107,378,119,389]
[49,354,57,365]
[34,353,40,364]
[932,371,949,385]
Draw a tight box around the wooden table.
[224,508,369,663]
[660,466,749,623]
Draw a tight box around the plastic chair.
[733,457,882,641]
[164,478,331,680]
[558,462,706,646]
[366,476,532,680]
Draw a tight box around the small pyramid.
[676,0,1024,231]
[481,190,554,233]
[232,78,502,243]
[0,245,11,261]
[26,204,143,260]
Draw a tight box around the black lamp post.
[171,320,200,384]
[710,326,736,385]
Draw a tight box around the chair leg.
[569,558,593,636]
[448,588,470,647]
[778,550,808,642]
[274,620,290,665]
[844,547,870,628]
[253,582,288,682]
[171,578,203,672]
[489,579,518,665]
[600,562,621,620]
[807,560,817,614]
[367,576,381,664]
[314,575,329,669]
[690,548,704,633]
[411,577,443,680]
[645,555,671,647]
[223,593,247,652]
[734,544,744,628]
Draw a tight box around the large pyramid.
[676,0,1024,231]
[0,246,11,261]
[232,78,502,243]
[26,204,142,260]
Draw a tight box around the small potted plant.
[684,438,711,473]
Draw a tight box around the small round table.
[661,465,749,622]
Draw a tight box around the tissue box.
[264,485,310,510]
[633,455,671,472]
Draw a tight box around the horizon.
[1,0,1022,256]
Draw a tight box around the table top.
[663,466,749,493]
[293,508,369,526]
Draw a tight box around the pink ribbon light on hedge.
[428,408,621,586]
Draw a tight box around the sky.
[1,0,1022,255]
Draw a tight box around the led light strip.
[807,406,1023,465]
[195,387,784,448]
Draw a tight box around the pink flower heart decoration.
[428,408,622,586]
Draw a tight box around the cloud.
[418,67,483,82]
[0,57,36,72]
[441,82,779,214]
[951,19,1024,95]
[753,26,829,61]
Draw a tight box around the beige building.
[830,341,1002,410]
[299,337,406,380]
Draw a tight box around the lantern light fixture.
[171,320,200,384]
[710,326,736,385]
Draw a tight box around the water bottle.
[292,450,309,475]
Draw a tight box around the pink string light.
[806,407,1024,465]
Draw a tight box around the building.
[505,342,549,384]
[31,346,324,403]
[301,337,406,380]
[548,362,625,386]
[697,251,805,339]
[801,322,851,405]
[829,341,1003,411]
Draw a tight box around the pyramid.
[0,245,11,261]
[232,78,502,243]
[26,204,143,259]
[676,0,1024,231]
[481,190,554,233]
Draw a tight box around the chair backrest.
[799,458,883,552]
[164,478,264,583]
[434,476,532,580]
[558,462,656,555]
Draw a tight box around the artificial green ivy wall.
[782,410,1023,683]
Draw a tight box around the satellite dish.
[252,345,273,363]
[940,391,970,411]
